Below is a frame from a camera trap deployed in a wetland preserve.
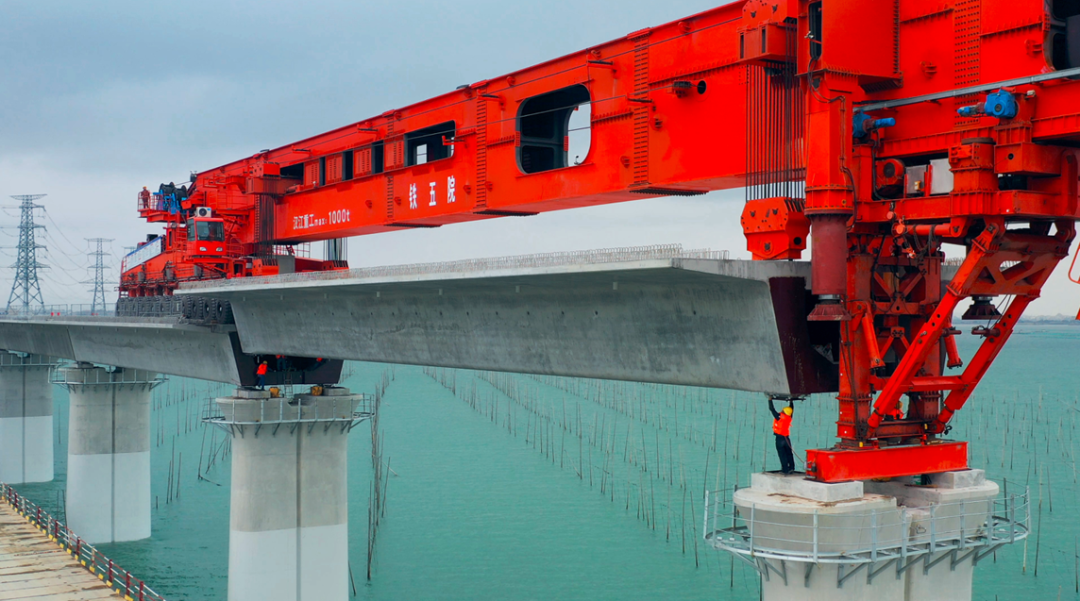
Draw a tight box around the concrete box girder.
[182,258,837,396]
[0,318,243,384]
[0,257,839,395]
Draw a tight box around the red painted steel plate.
[806,441,968,483]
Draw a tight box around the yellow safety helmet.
[782,406,793,416]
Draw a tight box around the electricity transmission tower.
[5,194,48,315]
[85,238,114,315]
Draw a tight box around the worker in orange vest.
[138,186,151,209]
[769,398,796,474]
[255,361,268,390]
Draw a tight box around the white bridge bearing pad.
[731,470,1006,601]
[734,477,898,558]
[864,469,998,508]
[749,472,865,503]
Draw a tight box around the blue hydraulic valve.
[853,112,896,138]
[957,89,1018,119]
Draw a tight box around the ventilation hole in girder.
[517,84,591,173]
[406,121,455,166]
[1054,0,1080,19]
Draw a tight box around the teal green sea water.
[11,323,1080,600]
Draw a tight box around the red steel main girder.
[184,0,1080,244]
[132,0,1080,481]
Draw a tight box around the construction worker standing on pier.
[255,361,268,390]
[769,398,796,474]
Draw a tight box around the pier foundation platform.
[55,363,161,544]
[705,469,1028,601]
[209,387,372,601]
[0,352,58,484]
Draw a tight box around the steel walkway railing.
[703,487,1030,588]
[202,393,376,437]
[1,483,168,601]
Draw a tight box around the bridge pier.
[210,387,371,601]
[0,352,58,484]
[55,364,160,544]
[706,469,1024,601]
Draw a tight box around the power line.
[42,208,94,258]
[40,234,90,272]
[4,194,48,315]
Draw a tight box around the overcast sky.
[3,0,1078,315]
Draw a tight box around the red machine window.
[517,85,591,174]
[195,220,224,242]
[406,121,455,166]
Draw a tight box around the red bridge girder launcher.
[120,0,1080,482]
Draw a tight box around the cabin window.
[280,163,304,180]
[1054,33,1070,70]
[809,2,823,61]
[195,221,225,242]
[1054,0,1080,18]
[342,150,354,181]
[372,141,385,174]
[517,84,591,174]
[406,121,455,166]
[1051,1,1080,69]
[567,102,591,166]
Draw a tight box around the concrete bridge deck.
[0,316,243,383]
[0,246,838,396]
[180,249,837,395]
[0,316,341,387]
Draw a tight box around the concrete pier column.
[706,469,1022,601]
[212,386,370,601]
[0,352,58,484]
[55,364,160,543]
[866,470,999,601]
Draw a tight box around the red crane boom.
[120,0,1080,481]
